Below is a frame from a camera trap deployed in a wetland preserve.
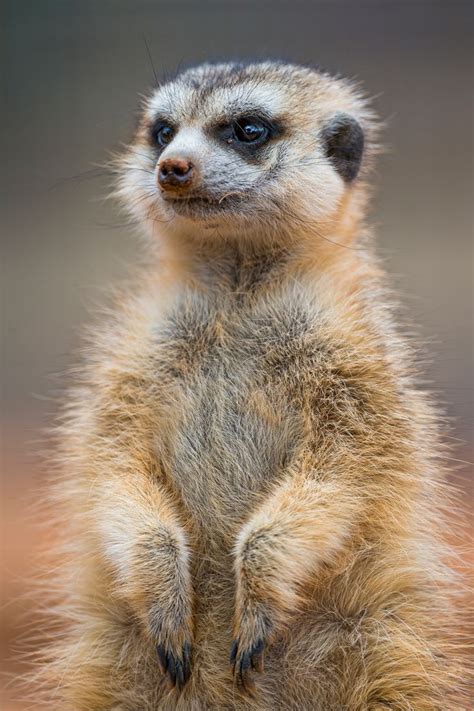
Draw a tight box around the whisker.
[143,35,159,88]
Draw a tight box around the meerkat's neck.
[163,238,292,292]
[154,192,370,298]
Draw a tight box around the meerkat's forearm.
[231,465,362,687]
[93,466,194,689]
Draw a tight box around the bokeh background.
[2,1,472,707]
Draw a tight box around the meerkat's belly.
[161,371,299,532]
[155,307,306,533]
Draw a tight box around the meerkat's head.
[118,61,377,246]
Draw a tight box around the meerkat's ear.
[321,113,364,182]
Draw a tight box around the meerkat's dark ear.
[321,113,364,182]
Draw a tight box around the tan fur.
[31,62,467,709]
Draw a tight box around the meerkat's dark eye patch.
[321,113,364,182]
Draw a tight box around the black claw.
[239,651,251,678]
[167,653,176,686]
[175,658,185,690]
[156,644,168,674]
[230,639,238,665]
[183,641,191,683]
[239,651,256,694]
[250,638,264,672]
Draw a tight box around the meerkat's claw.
[230,638,264,693]
[157,641,192,691]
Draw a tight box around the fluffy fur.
[31,62,467,709]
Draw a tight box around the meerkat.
[35,61,466,710]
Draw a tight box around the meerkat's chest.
[153,299,314,529]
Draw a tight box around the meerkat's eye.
[216,114,279,150]
[152,124,175,147]
[233,119,269,145]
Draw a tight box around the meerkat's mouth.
[163,193,244,218]
[167,196,217,206]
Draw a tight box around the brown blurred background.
[1,1,472,707]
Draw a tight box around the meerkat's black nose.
[158,158,194,190]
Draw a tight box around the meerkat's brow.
[148,103,281,128]
[148,112,176,127]
[214,104,281,126]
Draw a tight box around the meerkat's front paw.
[156,640,192,691]
[148,597,193,691]
[230,520,291,692]
[230,601,272,694]
[230,636,265,694]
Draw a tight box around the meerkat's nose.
[158,157,195,190]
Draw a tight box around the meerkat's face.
[118,62,374,242]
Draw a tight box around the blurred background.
[2,1,472,707]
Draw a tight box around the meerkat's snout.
[158,157,195,191]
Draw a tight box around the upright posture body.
[41,63,464,709]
